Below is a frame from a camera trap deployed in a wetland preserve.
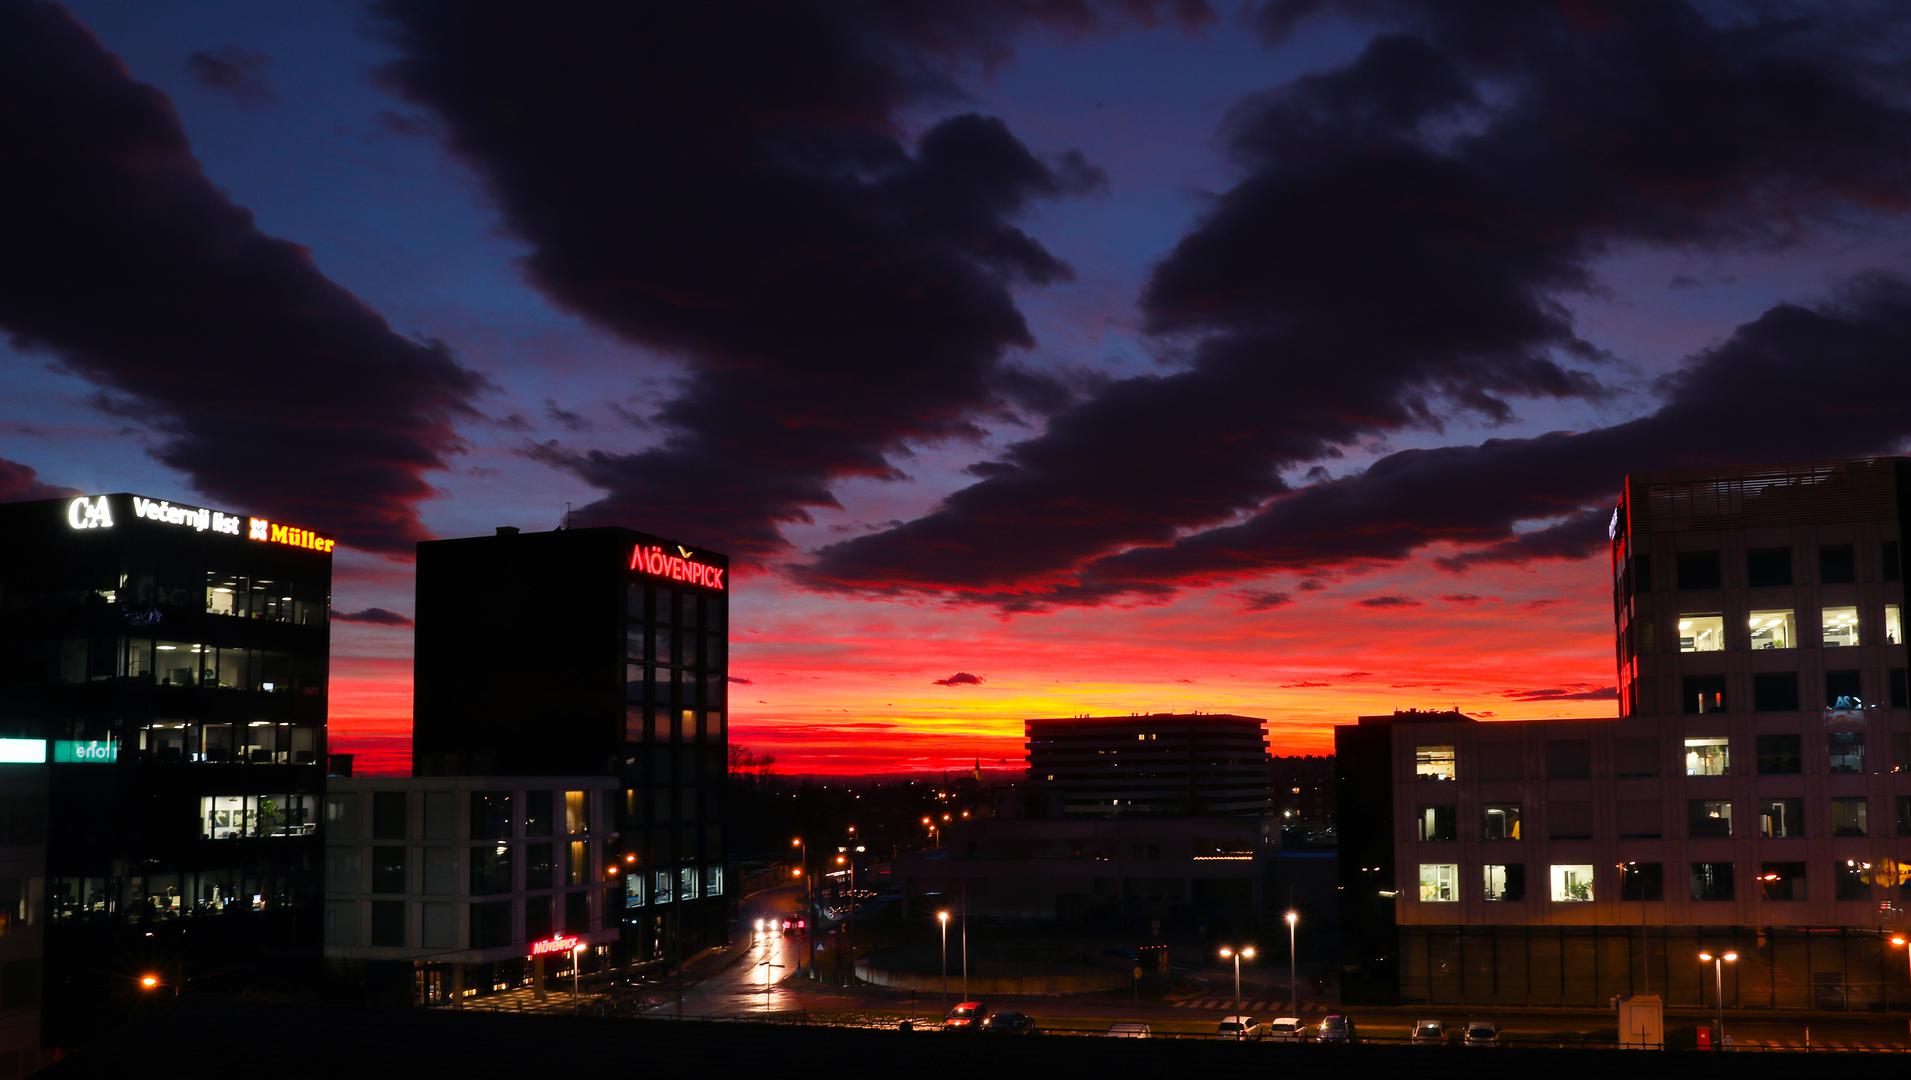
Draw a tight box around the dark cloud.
[803,3,1911,605]
[1341,671,1374,679]
[544,399,591,433]
[1357,594,1422,608]
[933,672,985,686]
[1439,593,1487,605]
[372,109,435,137]
[1504,684,1619,702]
[727,676,754,685]
[186,44,276,106]
[1280,680,1329,688]
[1237,589,1294,611]
[377,2,1116,559]
[0,2,487,556]
[331,607,415,627]
[0,457,72,502]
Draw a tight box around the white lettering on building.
[67,495,115,530]
[130,497,240,536]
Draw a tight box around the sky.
[6,0,1911,775]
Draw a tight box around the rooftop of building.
[1026,712,1265,726]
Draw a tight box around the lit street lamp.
[1218,944,1255,1012]
[938,910,952,1008]
[1892,936,1909,1000]
[1698,949,1738,1050]
[792,836,812,978]
[1284,910,1299,1008]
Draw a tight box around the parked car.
[1216,1015,1263,1041]
[982,1012,1037,1035]
[1316,1014,1354,1043]
[943,1001,989,1032]
[1462,1021,1500,1048]
[1411,1020,1446,1045]
[1266,1017,1307,1042]
[1106,1023,1152,1038]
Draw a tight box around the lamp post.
[1698,949,1738,1050]
[1284,910,1299,1009]
[938,910,951,1008]
[571,943,584,1009]
[1892,935,1909,1007]
[792,836,812,978]
[1218,945,1255,1013]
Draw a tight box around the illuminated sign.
[1608,507,1620,541]
[0,738,47,764]
[630,543,725,590]
[53,739,118,764]
[530,935,581,956]
[249,518,336,553]
[67,495,115,530]
[133,496,242,536]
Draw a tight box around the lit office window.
[1688,799,1733,838]
[200,794,317,839]
[1749,609,1795,650]
[1683,737,1730,776]
[1678,614,1724,652]
[1417,806,1456,842]
[679,866,699,901]
[624,872,645,908]
[1414,745,1455,781]
[1758,797,1802,838]
[703,864,723,897]
[1482,804,1521,841]
[1831,798,1868,837]
[1418,863,1458,902]
[1822,606,1859,647]
[1550,864,1595,902]
[1482,864,1523,901]
[1888,604,1902,646]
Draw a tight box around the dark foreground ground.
[34,1001,1906,1079]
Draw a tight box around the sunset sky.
[7,1,1911,774]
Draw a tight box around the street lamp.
[1218,945,1256,1012]
[792,836,812,978]
[1698,949,1738,1050]
[938,910,952,1007]
[1892,936,1909,1003]
[571,943,585,1009]
[139,973,160,992]
[1284,910,1299,1009]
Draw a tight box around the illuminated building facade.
[412,526,729,967]
[0,492,332,1046]
[1338,459,1911,1009]
[1025,713,1270,817]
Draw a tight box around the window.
[1761,862,1806,901]
[652,869,673,906]
[1752,674,1799,713]
[527,843,554,888]
[678,866,699,901]
[1749,609,1795,650]
[1746,547,1792,588]
[1545,739,1591,779]
[1417,805,1456,842]
[1760,798,1803,838]
[1483,864,1524,901]
[1634,554,1653,592]
[1618,862,1663,901]
[1894,668,1908,709]
[1828,731,1865,773]
[370,900,405,946]
[1548,801,1593,840]
[422,793,454,840]
[1616,800,1662,839]
[703,864,724,897]
[1887,604,1902,646]
[564,890,589,932]
[1822,606,1859,648]
[1683,675,1727,715]
[1885,540,1901,582]
[1826,670,1864,711]
[371,847,407,894]
[524,790,553,838]
[372,792,407,840]
[1678,614,1724,652]
[423,847,455,895]
[469,900,511,949]
[1483,804,1521,841]
[470,843,513,895]
[1688,799,1732,838]
[1690,862,1735,901]
[1550,864,1595,902]
[200,794,316,838]
[565,790,589,834]
[1831,797,1868,837]
[1898,796,1911,837]
[624,872,646,909]
[1677,551,1721,590]
[1820,544,1856,584]
[1418,863,1458,902]
[1683,737,1729,776]
[1414,745,1455,781]
[1614,738,1658,777]
[470,791,511,840]
[1756,733,1801,774]
[1835,860,1869,900]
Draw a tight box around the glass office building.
[412,526,728,968]
[0,492,332,1046]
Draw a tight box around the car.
[1216,1015,1263,1041]
[982,1012,1036,1035]
[943,1001,989,1032]
[1266,1017,1307,1041]
[1462,1021,1499,1048]
[1106,1023,1152,1038]
[1316,1014,1354,1043]
[1410,1020,1446,1046]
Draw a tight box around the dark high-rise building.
[0,492,333,1047]
[412,525,729,960]
[1025,713,1269,817]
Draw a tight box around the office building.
[411,526,728,963]
[322,775,622,1005]
[1025,713,1270,817]
[0,492,332,1046]
[1338,458,1911,1009]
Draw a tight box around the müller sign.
[630,542,725,590]
[65,494,336,554]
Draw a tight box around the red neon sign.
[630,543,724,591]
[530,935,581,956]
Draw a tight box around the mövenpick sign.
[630,543,724,590]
